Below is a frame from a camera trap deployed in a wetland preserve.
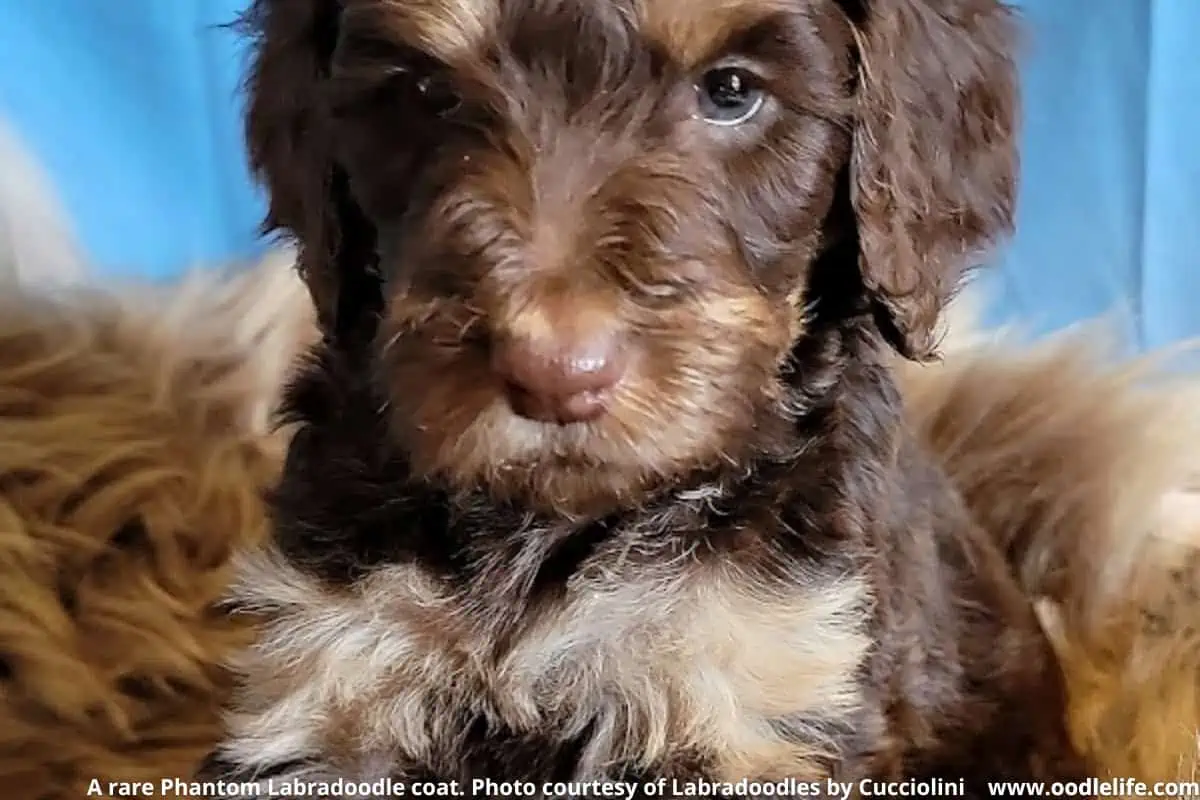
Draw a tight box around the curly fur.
[0,250,1197,795]
[0,6,1196,785]
[207,0,1188,791]
[899,303,1200,788]
[0,252,313,799]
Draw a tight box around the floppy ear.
[849,0,1019,360]
[239,0,377,339]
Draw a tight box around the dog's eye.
[696,66,766,126]
[414,73,462,117]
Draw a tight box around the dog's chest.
[220,542,872,782]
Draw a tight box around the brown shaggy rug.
[0,251,313,799]
[0,254,1196,798]
[898,301,1200,787]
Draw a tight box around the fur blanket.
[899,303,1200,786]
[0,252,313,798]
[0,252,1196,797]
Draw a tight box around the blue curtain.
[0,0,265,275]
[1,0,1196,346]
[984,0,1200,349]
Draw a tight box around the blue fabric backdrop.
[0,0,1196,347]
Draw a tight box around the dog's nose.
[493,329,626,424]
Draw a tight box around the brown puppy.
[209,0,1090,794]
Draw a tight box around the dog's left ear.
[849,0,1019,360]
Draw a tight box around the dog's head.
[242,0,1018,513]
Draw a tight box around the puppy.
[208,0,1091,794]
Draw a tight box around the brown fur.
[0,0,1175,793]
[225,549,870,782]
[212,0,1098,792]
[0,254,313,799]
[0,249,1197,794]
[899,300,1200,790]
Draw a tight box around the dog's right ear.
[239,0,376,338]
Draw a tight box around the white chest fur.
[218,543,871,781]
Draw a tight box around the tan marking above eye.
[365,0,497,65]
[636,0,798,68]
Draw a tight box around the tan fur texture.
[1,246,1198,793]
[899,298,1200,789]
[0,251,314,799]
[222,536,869,783]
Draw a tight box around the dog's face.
[243,0,1018,513]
